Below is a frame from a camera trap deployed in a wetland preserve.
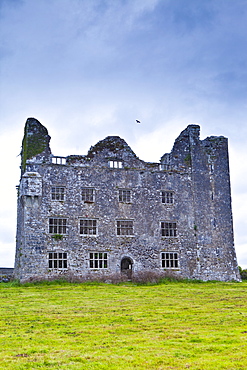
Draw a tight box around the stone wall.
[14,118,241,282]
[0,268,14,282]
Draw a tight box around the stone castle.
[14,118,240,282]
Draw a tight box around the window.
[51,186,65,201]
[161,252,178,268]
[80,219,97,235]
[159,164,171,171]
[89,252,108,268]
[119,189,131,203]
[82,188,95,203]
[109,160,123,169]
[52,156,66,165]
[48,252,67,269]
[161,191,174,204]
[49,218,67,234]
[161,222,177,237]
[117,220,134,236]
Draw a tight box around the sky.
[0,0,247,268]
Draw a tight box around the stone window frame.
[52,156,66,165]
[161,252,179,269]
[161,191,174,205]
[119,188,131,203]
[81,188,95,203]
[49,218,68,234]
[116,220,134,236]
[160,221,177,237]
[159,164,171,171]
[51,186,65,201]
[89,252,108,269]
[80,218,98,236]
[48,252,68,269]
[109,160,123,169]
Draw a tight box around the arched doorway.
[121,257,133,279]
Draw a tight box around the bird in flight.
[136,119,141,124]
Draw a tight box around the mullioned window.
[119,189,131,203]
[161,191,174,204]
[109,160,123,168]
[49,218,67,234]
[51,186,65,201]
[48,252,67,269]
[161,252,178,268]
[117,220,134,236]
[161,222,177,237]
[82,188,95,203]
[89,252,108,268]
[80,219,97,235]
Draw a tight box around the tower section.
[15,118,51,280]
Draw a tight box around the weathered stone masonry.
[14,117,241,281]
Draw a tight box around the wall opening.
[121,257,133,279]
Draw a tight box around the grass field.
[0,280,247,369]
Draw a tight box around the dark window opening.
[117,220,134,235]
[48,252,67,269]
[89,252,108,269]
[161,222,177,237]
[49,218,67,234]
[161,191,174,204]
[161,252,178,268]
[51,187,65,201]
[80,219,97,235]
[119,189,131,203]
[82,188,95,202]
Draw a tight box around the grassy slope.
[0,281,247,370]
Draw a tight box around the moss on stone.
[184,153,192,166]
[51,234,63,241]
[21,118,50,171]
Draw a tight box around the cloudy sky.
[0,0,247,268]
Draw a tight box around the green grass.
[0,280,247,369]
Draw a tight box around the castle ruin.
[14,118,240,282]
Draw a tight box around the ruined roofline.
[86,135,138,159]
[173,124,200,145]
[21,119,228,172]
[175,124,228,145]
[21,118,201,161]
[202,135,228,144]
